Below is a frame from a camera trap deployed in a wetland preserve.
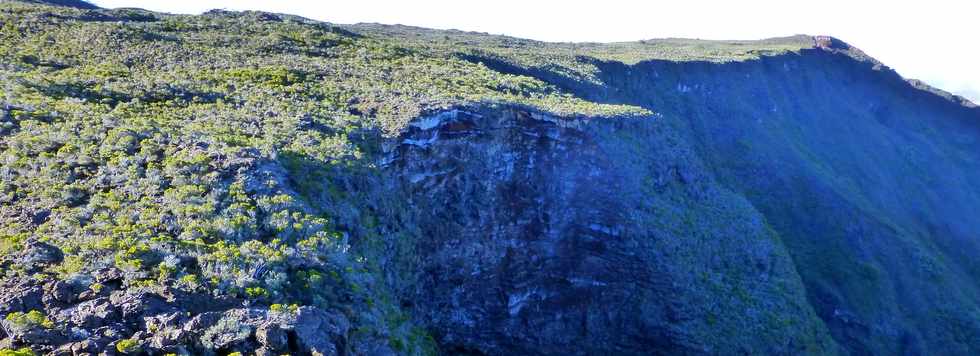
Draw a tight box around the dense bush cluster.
[351,23,813,86]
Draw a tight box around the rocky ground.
[1,240,359,355]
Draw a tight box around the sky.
[91,0,980,103]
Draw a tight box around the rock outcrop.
[0,263,356,354]
[382,108,835,354]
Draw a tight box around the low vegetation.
[0,0,676,311]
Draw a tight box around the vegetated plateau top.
[10,0,965,137]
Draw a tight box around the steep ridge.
[469,43,980,354]
[380,43,980,354]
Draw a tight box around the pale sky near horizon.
[91,0,980,103]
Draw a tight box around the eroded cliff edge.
[382,44,980,355]
[382,107,834,354]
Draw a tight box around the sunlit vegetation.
[350,23,813,86]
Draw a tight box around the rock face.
[377,47,980,355]
[376,47,980,354]
[384,108,835,354]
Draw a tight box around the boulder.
[1,323,67,347]
[255,322,287,351]
[183,311,223,334]
[0,283,44,314]
[51,342,75,356]
[111,291,174,320]
[198,309,264,350]
[65,297,120,329]
[145,312,190,349]
[291,306,350,356]
[43,280,80,307]
[17,240,63,272]
[93,267,124,285]
[71,339,103,354]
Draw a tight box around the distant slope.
[576,47,980,355]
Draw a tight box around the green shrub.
[4,310,54,330]
[222,66,307,87]
[0,233,27,256]
[0,347,35,356]
[115,339,140,354]
[245,286,268,299]
[270,303,299,314]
